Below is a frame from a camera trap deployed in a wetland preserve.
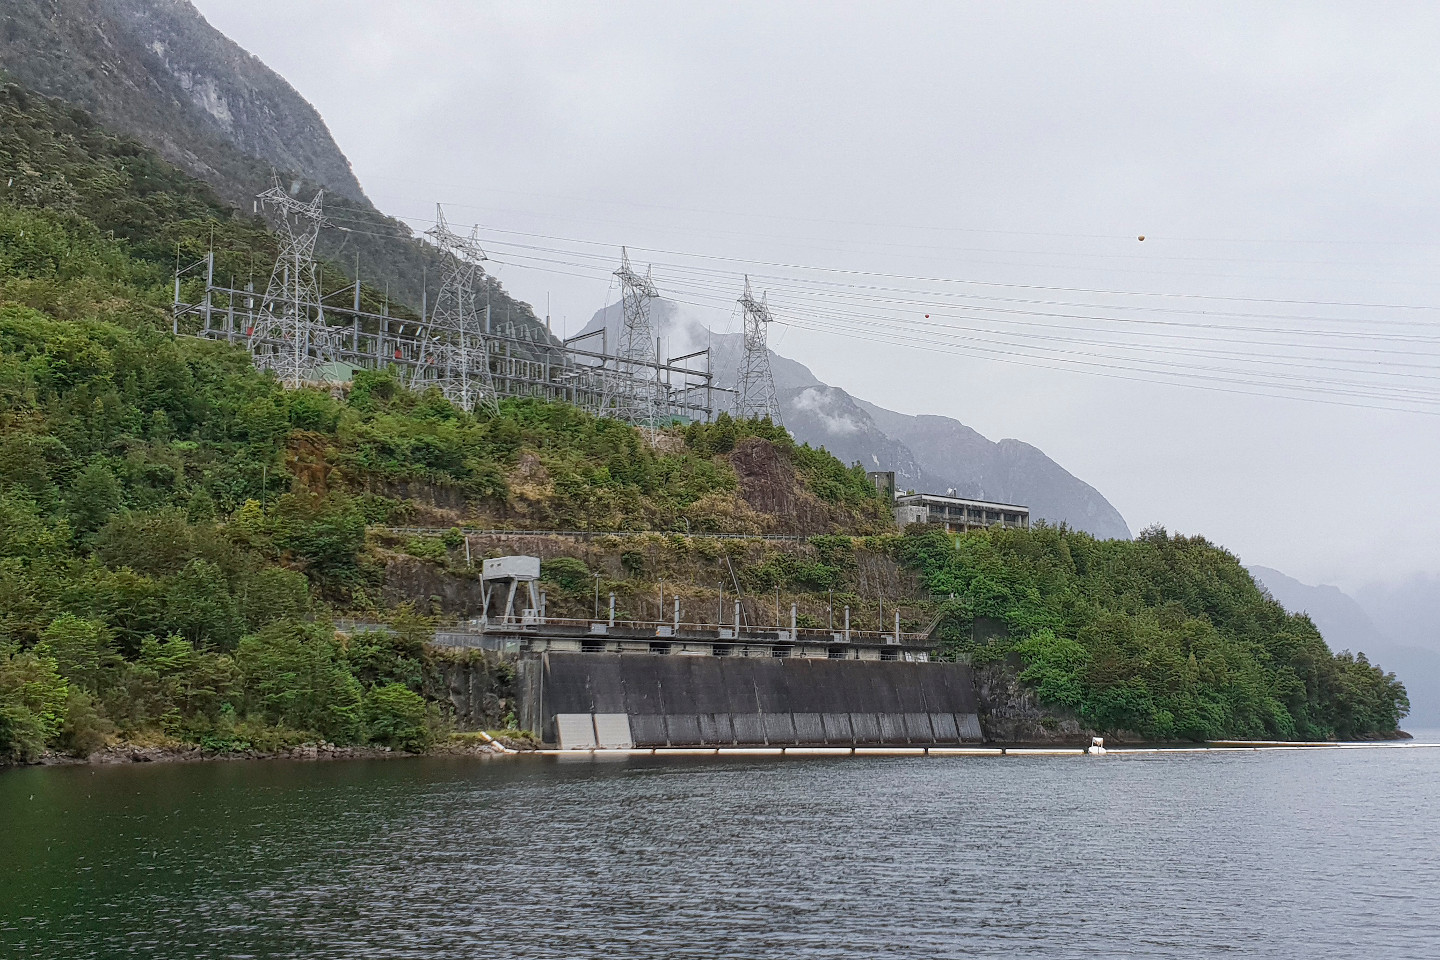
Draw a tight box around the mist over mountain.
[1250,565,1438,726]
[579,300,1131,539]
[1355,575,1440,655]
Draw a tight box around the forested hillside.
[902,526,1408,741]
[0,82,889,763]
[0,81,1408,764]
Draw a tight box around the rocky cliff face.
[0,0,364,206]
[972,659,1096,744]
[579,299,1132,540]
[427,652,516,732]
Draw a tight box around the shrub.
[59,688,114,756]
[0,644,68,763]
[403,536,448,563]
[541,556,591,592]
[364,683,430,751]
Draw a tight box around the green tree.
[236,566,311,632]
[40,614,118,691]
[236,622,363,742]
[271,493,368,590]
[163,559,245,650]
[0,643,68,762]
[65,460,122,540]
[59,688,115,757]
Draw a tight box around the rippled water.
[3,737,1439,959]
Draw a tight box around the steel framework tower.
[735,276,782,424]
[611,247,662,427]
[250,182,330,386]
[423,205,498,413]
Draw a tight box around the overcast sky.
[195,0,1440,593]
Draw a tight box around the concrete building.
[893,492,1029,533]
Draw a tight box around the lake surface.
[4,736,1439,959]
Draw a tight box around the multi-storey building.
[892,491,1029,532]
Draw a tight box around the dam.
[522,652,984,750]
[431,554,987,749]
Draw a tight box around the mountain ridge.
[0,0,365,207]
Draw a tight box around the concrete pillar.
[609,592,616,626]
[674,597,680,628]
[844,606,850,642]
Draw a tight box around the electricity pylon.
[611,247,662,429]
[735,276,782,424]
[423,205,498,414]
[250,181,329,386]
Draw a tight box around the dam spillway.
[520,652,984,749]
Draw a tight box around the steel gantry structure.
[172,188,721,426]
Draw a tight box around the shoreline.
[3,728,1415,771]
[14,736,523,770]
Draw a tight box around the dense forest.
[900,526,1408,740]
[0,81,1409,763]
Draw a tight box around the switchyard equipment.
[172,186,721,425]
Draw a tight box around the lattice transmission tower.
[423,205,498,414]
[610,247,662,428]
[249,181,331,386]
[735,276,782,424]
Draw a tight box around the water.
[3,739,1439,959]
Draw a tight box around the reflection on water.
[3,741,1439,959]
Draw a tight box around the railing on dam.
[339,616,960,662]
[427,614,939,660]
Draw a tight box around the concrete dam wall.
[521,653,983,748]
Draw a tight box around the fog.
[194,0,1440,595]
